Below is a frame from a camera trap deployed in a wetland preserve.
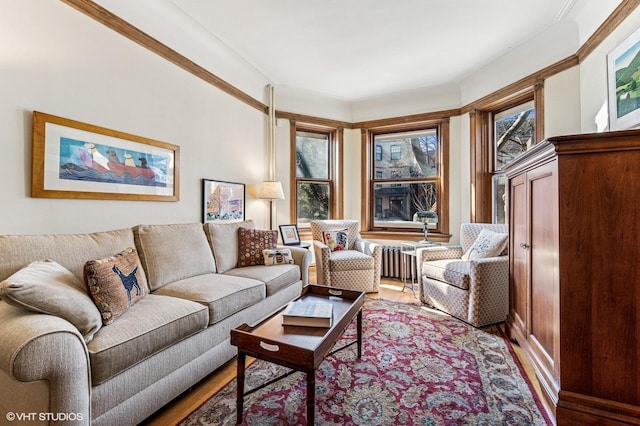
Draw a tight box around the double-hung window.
[368,125,445,235]
[292,125,340,227]
[491,100,536,223]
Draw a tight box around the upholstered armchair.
[310,220,382,293]
[417,223,509,327]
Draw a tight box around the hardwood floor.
[142,275,554,425]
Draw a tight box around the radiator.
[381,246,402,278]
[381,246,418,280]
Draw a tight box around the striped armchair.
[310,220,381,293]
[417,223,509,327]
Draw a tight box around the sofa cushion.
[152,273,264,325]
[422,259,471,290]
[0,259,103,343]
[329,250,374,271]
[262,248,294,266]
[224,264,300,297]
[0,228,135,283]
[87,294,208,385]
[462,228,508,260]
[84,248,149,325]
[203,220,255,273]
[134,223,216,291]
[237,228,278,267]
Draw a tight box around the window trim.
[289,120,343,230]
[360,119,450,242]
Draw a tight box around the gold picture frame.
[31,111,179,201]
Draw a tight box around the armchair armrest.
[417,245,464,262]
[352,238,381,258]
[312,240,332,286]
[467,256,510,325]
[0,303,91,424]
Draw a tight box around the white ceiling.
[93,0,610,103]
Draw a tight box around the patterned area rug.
[182,299,551,425]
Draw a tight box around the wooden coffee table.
[230,284,365,425]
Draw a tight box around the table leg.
[357,309,362,359]
[306,370,315,425]
[236,352,246,425]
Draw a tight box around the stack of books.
[282,300,333,327]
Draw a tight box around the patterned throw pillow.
[323,230,348,251]
[84,247,149,325]
[237,228,278,267]
[462,228,508,260]
[262,248,294,266]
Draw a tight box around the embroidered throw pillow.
[237,228,278,267]
[323,230,348,251]
[262,248,294,266]
[0,259,103,343]
[84,247,149,325]
[462,228,509,260]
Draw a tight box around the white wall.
[545,66,582,138]
[0,1,271,234]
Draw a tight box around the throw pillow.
[84,247,149,325]
[262,248,294,266]
[462,228,509,260]
[0,259,103,343]
[237,228,278,267]
[323,230,348,251]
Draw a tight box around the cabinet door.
[527,160,560,395]
[508,172,527,341]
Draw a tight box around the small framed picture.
[202,179,245,223]
[279,224,301,245]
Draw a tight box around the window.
[375,145,382,161]
[492,100,536,223]
[292,125,341,226]
[469,83,543,224]
[390,144,401,160]
[369,127,443,233]
[494,100,536,170]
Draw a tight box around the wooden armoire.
[503,129,640,425]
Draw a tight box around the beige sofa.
[0,220,311,426]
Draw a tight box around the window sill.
[360,230,451,243]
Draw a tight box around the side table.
[400,241,440,296]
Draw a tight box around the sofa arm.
[0,303,91,425]
[283,246,313,286]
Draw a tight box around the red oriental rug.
[181,299,552,425]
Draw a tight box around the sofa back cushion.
[203,220,255,273]
[134,223,216,291]
[0,228,135,283]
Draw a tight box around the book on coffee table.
[282,300,333,327]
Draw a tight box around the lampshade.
[258,181,285,200]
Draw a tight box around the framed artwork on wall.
[279,224,301,245]
[202,179,245,223]
[31,111,179,201]
[607,26,640,130]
